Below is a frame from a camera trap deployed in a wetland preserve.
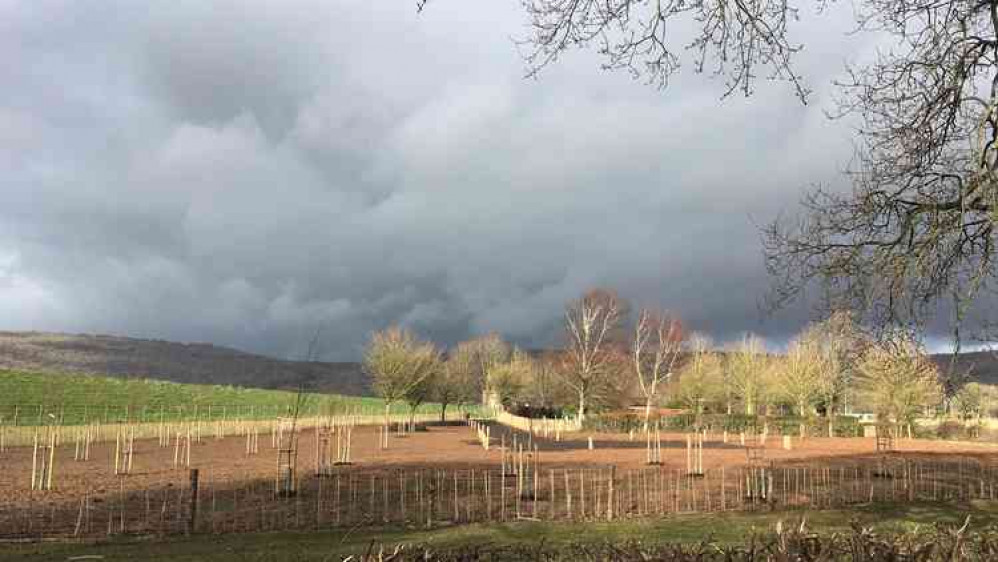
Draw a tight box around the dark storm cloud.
[0,0,876,359]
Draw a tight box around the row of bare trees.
[364,290,951,434]
[672,313,944,436]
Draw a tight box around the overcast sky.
[0,0,899,360]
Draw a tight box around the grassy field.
[7,501,995,561]
[0,370,455,425]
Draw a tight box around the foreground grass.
[0,370,451,425]
[8,501,998,561]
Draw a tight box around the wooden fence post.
[188,468,200,534]
[608,465,615,521]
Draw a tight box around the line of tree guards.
[363,289,993,437]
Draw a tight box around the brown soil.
[3,422,997,508]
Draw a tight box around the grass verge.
[7,501,997,561]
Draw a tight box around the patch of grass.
[8,502,997,561]
[0,370,464,425]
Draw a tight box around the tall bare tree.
[764,0,998,345]
[364,326,440,429]
[632,309,685,428]
[562,288,627,421]
[415,0,998,351]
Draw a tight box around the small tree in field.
[675,334,723,418]
[857,334,942,438]
[563,288,627,422]
[364,326,439,429]
[632,309,684,429]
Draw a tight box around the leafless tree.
[419,0,810,102]
[632,309,685,428]
[856,330,943,437]
[524,351,569,409]
[447,335,511,408]
[418,0,995,352]
[776,335,829,435]
[675,333,724,415]
[562,288,627,421]
[405,356,442,425]
[765,0,998,343]
[488,348,536,407]
[802,311,870,434]
[725,334,771,416]
[436,355,475,422]
[363,326,440,429]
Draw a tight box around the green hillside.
[0,370,449,426]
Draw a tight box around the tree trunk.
[643,398,653,431]
[799,400,807,438]
[384,403,391,431]
[440,402,448,423]
[578,391,586,424]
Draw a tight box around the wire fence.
[3,456,995,539]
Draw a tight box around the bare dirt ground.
[3,422,997,508]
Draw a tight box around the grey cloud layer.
[1,0,866,359]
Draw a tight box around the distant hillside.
[2,331,993,398]
[0,331,368,395]
[930,351,998,385]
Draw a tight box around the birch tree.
[562,288,626,422]
[632,309,684,429]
